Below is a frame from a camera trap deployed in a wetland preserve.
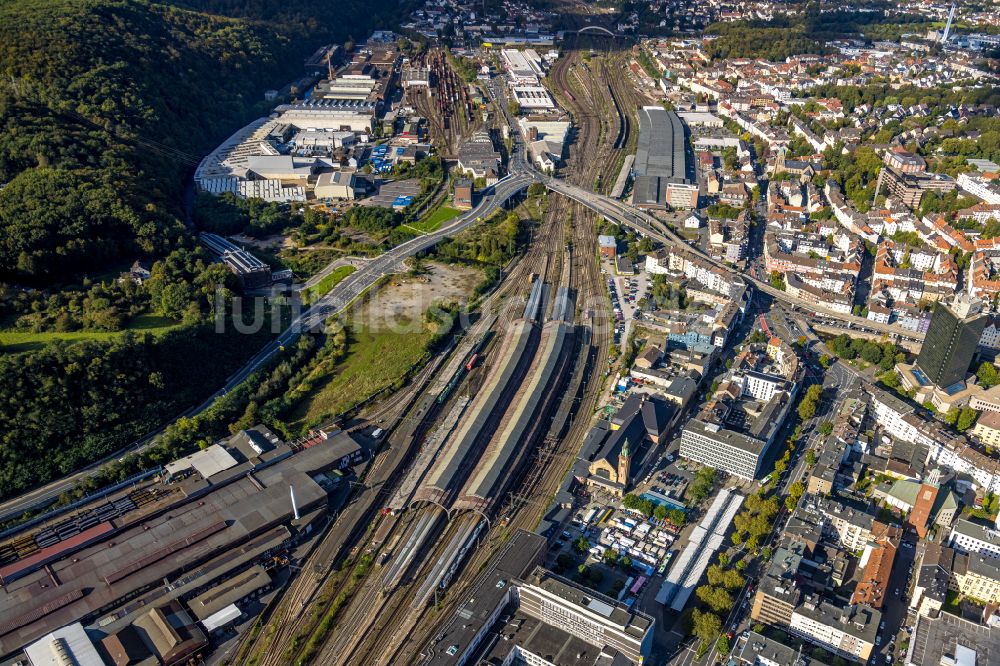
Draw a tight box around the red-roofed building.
[850,523,900,609]
[909,481,940,538]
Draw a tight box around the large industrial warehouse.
[0,429,363,661]
[631,107,698,210]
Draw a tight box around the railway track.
[253,56,630,661]
[548,45,634,196]
[263,188,563,665]
[359,200,610,666]
[316,207,568,661]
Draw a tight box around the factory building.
[271,100,376,133]
[0,429,363,658]
[511,85,555,109]
[199,233,273,289]
[245,155,317,182]
[457,131,501,183]
[314,171,362,200]
[500,48,543,84]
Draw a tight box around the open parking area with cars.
[602,261,650,348]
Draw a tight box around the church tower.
[617,438,632,489]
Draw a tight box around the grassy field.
[302,266,356,305]
[288,321,434,429]
[0,313,180,354]
[410,206,461,233]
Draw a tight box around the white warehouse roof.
[164,444,239,480]
[24,622,104,666]
[200,604,242,633]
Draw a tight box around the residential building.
[599,235,617,260]
[949,519,1000,560]
[788,597,880,662]
[910,542,955,617]
[751,541,807,626]
[958,172,1000,205]
[734,632,832,666]
[954,551,1000,604]
[972,410,1000,448]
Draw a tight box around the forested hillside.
[0,0,409,499]
[0,0,405,282]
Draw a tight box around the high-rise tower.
[915,294,986,390]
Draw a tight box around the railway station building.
[422,530,655,666]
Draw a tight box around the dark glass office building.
[915,297,986,390]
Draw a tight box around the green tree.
[691,609,722,646]
[798,399,816,421]
[943,408,960,426]
[957,408,978,432]
[978,362,1000,389]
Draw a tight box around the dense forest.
[0,0,410,499]
[0,323,277,498]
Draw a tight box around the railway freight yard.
[231,39,668,666]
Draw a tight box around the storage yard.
[404,48,485,156]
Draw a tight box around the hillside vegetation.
[0,0,404,282]
[0,0,408,499]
